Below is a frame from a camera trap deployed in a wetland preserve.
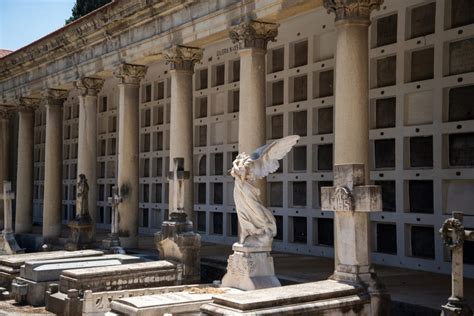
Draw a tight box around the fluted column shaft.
[163,46,203,221]
[15,100,38,233]
[42,89,68,241]
[229,20,278,204]
[0,109,11,229]
[114,63,147,248]
[76,77,104,237]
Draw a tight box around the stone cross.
[320,164,381,281]
[1,181,15,234]
[439,212,473,315]
[108,186,122,236]
[168,158,189,221]
[321,164,381,214]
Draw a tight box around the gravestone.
[271,47,284,73]
[11,254,141,306]
[448,85,474,122]
[439,212,473,315]
[449,38,474,75]
[375,97,396,128]
[65,174,94,251]
[374,139,395,169]
[0,181,23,255]
[201,280,370,315]
[410,2,435,38]
[45,261,180,314]
[318,69,334,98]
[155,157,201,284]
[0,250,103,290]
[272,80,284,105]
[377,55,396,87]
[376,14,397,47]
[103,186,125,254]
[317,107,333,134]
[449,133,474,167]
[411,48,434,82]
[409,136,433,168]
[293,75,307,102]
[110,286,242,316]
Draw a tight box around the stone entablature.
[0,0,320,103]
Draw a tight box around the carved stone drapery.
[41,89,68,107]
[162,45,203,72]
[229,20,279,50]
[113,63,147,85]
[323,0,383,24]
[75,77,105,96]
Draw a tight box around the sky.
[0,0,76,51]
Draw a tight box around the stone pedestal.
[155,213,200,284]
[221,243,280,291]
[64,215,94,251]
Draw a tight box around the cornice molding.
[162,45,203,72]
[323,0,383,24]
[229,20,279,50]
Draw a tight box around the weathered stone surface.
[0,250,103,290]
[201,280,370,315]
[110,286,242,316]
[59,261,178,293]
[11,254,141,306]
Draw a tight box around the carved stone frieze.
[229,20,279,50]
[41,89,68,107]
[75,77,105,96]
[113,63,147,85]
[162,45,203,71]
[323,0,383,24]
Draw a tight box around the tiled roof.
[0,50,13,59]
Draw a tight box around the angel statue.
[76,174,89,218]
[231,135,300,248]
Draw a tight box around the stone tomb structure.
[45,260,180,314]
[0,250,103,290]
[11,253,142,306]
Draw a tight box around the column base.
[154,214,200,284]
[102,234,126,254]
[221,243,281,291]
[64,216,94,251]
[331,266,391,315]
[442,297,473,316]
[0,231,24,255]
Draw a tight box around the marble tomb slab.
[59,261,179,293]
[201,280,371,315]
[109,286,242,316]
[0,250,103,289]
[11,254,143,306]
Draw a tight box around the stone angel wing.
[250,135,300,179]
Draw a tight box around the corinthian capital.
[75,77,105,96]
[162,45,203,72]
[229,20,279,50]
[41,89,68,107]
[324,0,383,24]
[0,106,15,120]
[113,63,147,85]
[17,97,40,113]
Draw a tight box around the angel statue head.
[230,135,300,247]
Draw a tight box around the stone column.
[229,20,278,203]
[15,98,39,233]
[113,63,147,249]
[322,1,389,314]
[42,89,68,243]
[0,107,12,229]
[163,45,203,220]
[75,77,104,235]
